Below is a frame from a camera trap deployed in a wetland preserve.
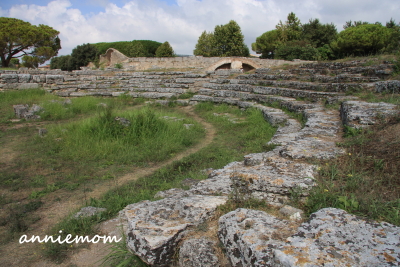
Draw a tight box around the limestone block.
[18,74,31,83]
[375,80,400,93]
[31,75,46,83]
[190,151,316,203]
[17,83,39,89]
[69,92,87,97]
[267,119,302,146]
[46,75,64,84]
[55,91,71,97]
[13,104,29,118]
[231,61,243,69]
[1,74,18,83]
[111,92,125,97]
[178,238,219,267]
[279,137,344,160]
[219,208,298,267]
[123,195,227,266]
[340,101,399,128]
[274,208,400,266]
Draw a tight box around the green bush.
[274,41,320,61]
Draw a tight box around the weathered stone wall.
[98,48,310,71]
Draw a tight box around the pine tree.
[155,42,175,57]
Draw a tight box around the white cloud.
[3,0,399,56]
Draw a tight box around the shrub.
[274,41,320,61]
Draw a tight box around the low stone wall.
[98,48,310,71]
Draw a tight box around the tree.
[194,20,249,57]
[213,20,249,57]
[70,43,99,70]
[155,41,175,57]
[385,19,400,53]
[0,17,60,67]
[127,42,147,57]
[251,30,280,58]
[331,24,391,57]
[343,20,369,29]
[301,18,338,48]
[50,55,73,71]
[193,31,215,57]
[386,18,397,28]
[274,40,320,61]
[276,12,302,43]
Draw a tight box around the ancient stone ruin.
[1,58,399,266]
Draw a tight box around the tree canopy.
[194,20,249,57]
[0,17,60,67]
[155,41,175,57]
[331,24,391,57]
[301,18,337,48]
[193,31,215,57]
[252,12,400,61]
[50,43,99,71]
[251,29,280,58]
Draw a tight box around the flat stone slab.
[190,150,316,204]
[340,101,399,128]
[274,208,400,266]
[123,194,227,266]
[219,208,299,266]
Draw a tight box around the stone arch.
[242,63,256,72]
[207,58,261,71]
[216,63,232,70]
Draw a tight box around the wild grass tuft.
[305,116,400,225]
[38,105,204,165]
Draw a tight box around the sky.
[1,0,399,56]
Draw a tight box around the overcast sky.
[1,0,399,56]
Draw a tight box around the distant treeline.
[94,40,162,57]
[50,40,163,71]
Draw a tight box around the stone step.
[201,83,342,101]
[126,92,178,99]
[340,100,399,129]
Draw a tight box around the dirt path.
[0,105,216,266]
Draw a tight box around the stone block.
[18,74,31,83]
[123,194,227,266]
[46,75,64,84]
[274,208,400,266]
[17,83,39,89]
[1,74,18,83]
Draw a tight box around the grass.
[0,90,205,250]
[352,91,400,105]
[0,89,139,124]
[37,106,204,165]
[42,102,277,262]
[304,115,400,226]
